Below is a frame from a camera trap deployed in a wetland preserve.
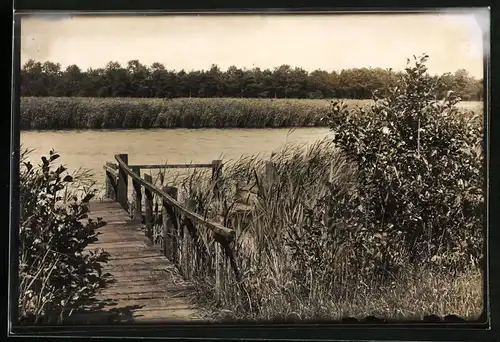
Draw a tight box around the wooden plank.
[102,270,175,280]
[92,239,150,246]
[99,284,194,295]
[93,227,148,235]
[62,200,201,324]
[96,292,191,301]
[104,252,167,260]
[88,210,129,216]
[107,253,163,260]
[103,261,177,269]
[93,231,150,240]
[97,224,144,231]
[90,241,150,248]
[107,274,175,282]
[103,259,171,267]
[98,221,130,225]
[91,201,123,207]
[89,207,124,213]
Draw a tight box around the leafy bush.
[109,55,483,321]
[146,134,482,321]
[18,149,109,324]
[326,54,484,270]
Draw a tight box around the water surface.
[21,128,331,191]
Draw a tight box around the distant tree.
[127,60,151,97]
[61,65,83,96]
[453,69,479,101]
[226,65,245,97]
[21,59,44,96]
[273,65,292,98]
[103,62,129,97]
[87,68,107,97]
[207,64,225,97]
[19,59,483,100]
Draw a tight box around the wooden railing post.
[104,163,111,199]
[162,186,178,261]
[116,154,129,210]
[131,166,142,221]
[184,198,197,279]
[144,173,154,242]
[211,159,223,198]
[105,173,112,200]
[215,241,222,303]
[105,162,118,200]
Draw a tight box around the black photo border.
[8,2,498,341]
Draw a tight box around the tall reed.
[132,138,483,321]
[21,97,482,130]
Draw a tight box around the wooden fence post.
[131,166,142,221]
[105,162,112,199]
[211,159,223,198]
[162,186,178,261]
[215,242,222,303]
[184,199,198,279]
[116,154,129,211]
[105,162,118,200]
[105,174,112,200]
[144,173,153,242]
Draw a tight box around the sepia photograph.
[15,9,488,325]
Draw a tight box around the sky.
[20,10,489,78]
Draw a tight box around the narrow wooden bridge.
[67,154,241,324]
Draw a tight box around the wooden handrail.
[114,154,235,242]
[103,164,119,175]
[129,163,213,169]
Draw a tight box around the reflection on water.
[21,128,331,192]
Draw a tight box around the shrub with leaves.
[326,54,484,270]
[18,149,109,324]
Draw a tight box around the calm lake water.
[20,128,331,193]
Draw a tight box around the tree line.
[20,59,483,101]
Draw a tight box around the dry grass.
[134,138,483,322]
[208,267,482,322]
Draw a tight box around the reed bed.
[20,97,483,130]
[128,138,483,322]
[21,97,329,130]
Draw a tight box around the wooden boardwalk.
[66,200,202,324]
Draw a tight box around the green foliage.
[116,55,483,321]
[326,54,484,269]
[166,136,482,321]
[21,59,483,100]
[18,149,109,324]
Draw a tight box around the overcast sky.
[20,10,489,78]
